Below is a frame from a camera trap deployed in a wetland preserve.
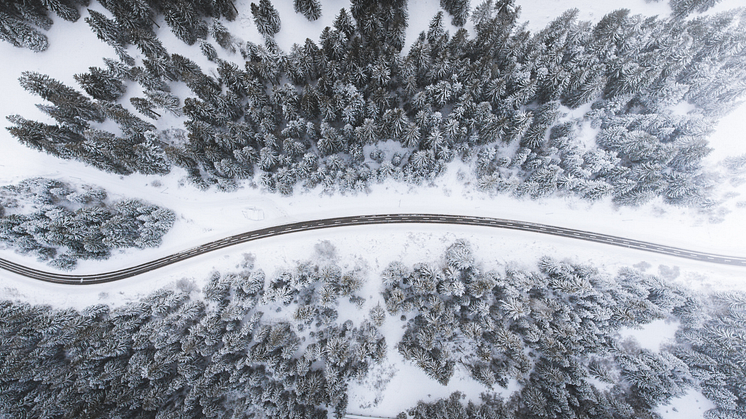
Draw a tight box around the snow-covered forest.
[1,245,744,418]
[0,177,174,269]
[5,0,746,206]
[1,0,745,418]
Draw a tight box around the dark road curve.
[1,214,744,285]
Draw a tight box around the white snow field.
[0,1,745,418]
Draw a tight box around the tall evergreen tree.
[294,0,321,21]
[441,0,470,27]
[210,19,234,51]
[84,8,124,48]
[0,0,85,51]
[74,66,126,102]
[19,71,103,126]
[250,0,280,37]
[162,0,207,45]
[0,11,48,52]
[670,0,723,18]
[130,97,160,119]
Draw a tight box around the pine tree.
[98,0,153,35]
[142,54,179,82]
[369,303,386,327]
[172,53,221,100]
[162,0,206,46]
[503,111,533,144]
[0,178,174,267]
[520,101,561,149]
[427,11,447,46]
[41,0,81,22]
[130,97,160,119]
[350,0,409,53]
[8,2,53,31]
[98,102,155,136]
[333,8,355,38]
[0,1,86,51]
[74,67,126,102]
[445,239,475,271]
[210,19,234,51]
[85,8,124,46]
[0,11,48,52]
[294,0,321,21]
[197,0,240,21]
[84,8,132,63]
[441,0,470,27]
[563,67,606,109]
[670,0,723,18]
[19,71,104,126]
[251,0,280,37]
[6,115,84,159]
[129,26,168,59]
[145,90,181,116]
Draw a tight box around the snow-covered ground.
[655,389,717,419]
[1,1,745,418]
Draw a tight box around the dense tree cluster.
[672,292,746,419]
[384,241,695,417]
[8,1,746,205]
[0,178,174,269]
[401,392,512,419]
[0,241,742,418]
[0,0,239,53]
[0,0,85,52]
[0,257,385,418]
[8,71,170,176]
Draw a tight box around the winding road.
[1,214,743,285]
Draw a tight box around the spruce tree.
[6,115,58,153]
[441,0,470,27]
[0,11,48,52]
[251,0,280,37]
[333,8,355,38]
[40,0,81,22]
[294,0,321,21]
[129,26,167,59]
[670,0,723,18]
[145,90,181,116]
[19,71,103,125]
[210,19,234,51]
[130,97,160,119]
[0,178,174,268]
[198,0,239,21]
[0,0,86,51]
[163,0,208,45]
[98,102,155,136]
[350,0,408,53]
[74,66,126,102]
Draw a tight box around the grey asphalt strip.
[0,214,743,285]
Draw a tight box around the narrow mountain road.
[1,214,743,285]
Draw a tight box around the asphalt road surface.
[1,214,743,285]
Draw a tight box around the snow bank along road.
[1,214,744,285]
